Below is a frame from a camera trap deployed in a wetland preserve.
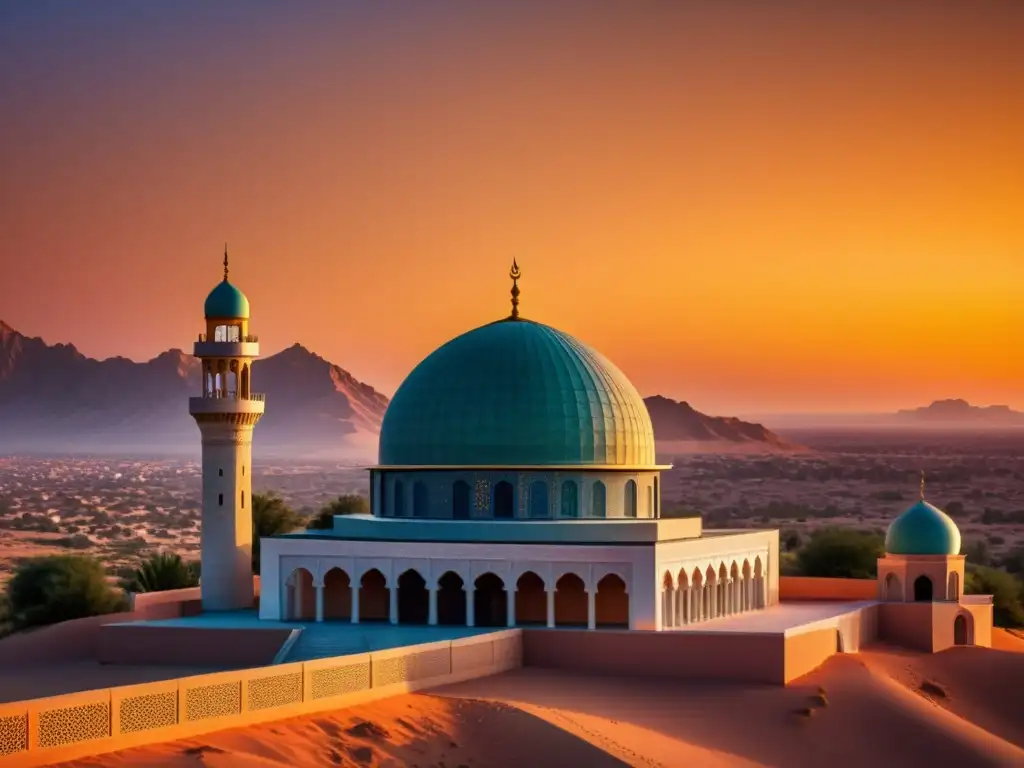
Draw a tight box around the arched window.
[653,476,660,517]
[647,485,654,517]
[413,481,429,517]
[218,493,223,507]
[452,480,471,519]
[240,491,245,508]
[494,481,514,519]
[624,480,638,518]
[393,480,405,517]
[592,481,606,517]
[560,480,579,518]
[913,575,933,602]
[529,481,548,518]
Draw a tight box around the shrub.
[123,552,200,593]
[795,527,884,579]
[307,494,370,530]
[964,565,1024,628]
[5,555,126,631]
[252,492,304,574]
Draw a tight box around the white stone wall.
[654,530,778,630]
[260,535,654,628]
[198,421,256,611]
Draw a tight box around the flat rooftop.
[271,514,719,545]
[669,600,877,636]
[115,610,493,663]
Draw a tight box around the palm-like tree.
[307,493,369,530]
[126,552,200,593]
[251,492,304,574]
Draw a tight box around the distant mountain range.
[746,399,1024,430]
[0,321,797,458]
[893,399,1024,426]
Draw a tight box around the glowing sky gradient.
[1,2,1022,414]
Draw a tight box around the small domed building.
[875,476,992,650]
[258,264,780,630]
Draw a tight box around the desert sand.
[57,636,1024,768]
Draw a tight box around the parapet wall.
[778,576,878,601]
[0,629,522,767]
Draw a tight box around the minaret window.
[218,493,224,506]
[241,491,245,508]
[219,469,223,477]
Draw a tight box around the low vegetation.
[3,554,126,634]
[307,494,369,530]
[121,552,200,593]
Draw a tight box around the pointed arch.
[554,572,587,626]
[322,567,351,620]
[596,574,629,627]
[885,572,902,602]
[474,572,508,627]
[913,574,933,602]
[561,480,579,518]
[592,481,606,517]
[623,479,638,518]
[437,570,466,625]
[514,571,546,625]
[358,568,389,622]
[397,568,428,624]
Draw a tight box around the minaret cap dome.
[204,280,250,319]
[885,500,961,556]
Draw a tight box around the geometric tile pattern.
[0,714,28,756]
[37,702,110,749]
[310,662,371,700]
[184,682,241,722]
[247,672,303,712]
[119,692,178,735]
[372,648,450,687]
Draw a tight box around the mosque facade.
[192,256,990,649]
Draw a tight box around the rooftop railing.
[196,334,260,343]
[201,391,266,402]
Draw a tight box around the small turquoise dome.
[378,318,657,467]
[204,279,250,319]
[885,500,961,556]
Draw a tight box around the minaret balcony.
[193,340,260,358]
[189,393,266,417]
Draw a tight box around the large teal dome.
[204,279,250,319]
[378,318,657,467]
[885,500,961,556]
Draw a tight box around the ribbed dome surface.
[885,500,962,556]
[378,319,657,467]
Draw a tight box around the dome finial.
[509,258,521,319]
[223,243,229,282]
[920,470,926,500]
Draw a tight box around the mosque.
[191,254,993,651]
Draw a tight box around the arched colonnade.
[283,563,631,630]
[660,555,766,627]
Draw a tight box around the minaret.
[189,246,265,611]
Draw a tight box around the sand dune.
[58,642,1024,768]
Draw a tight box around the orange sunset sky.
[1,2,1022,415]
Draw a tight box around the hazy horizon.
[2,2,1022,414]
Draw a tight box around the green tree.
[5,555,126,631]
[795,527,885,579]
[251,492,304,574]
[781,529,802,552]
[123,552,200,593]
[964,565,1024,628]
[307,494,370,530]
